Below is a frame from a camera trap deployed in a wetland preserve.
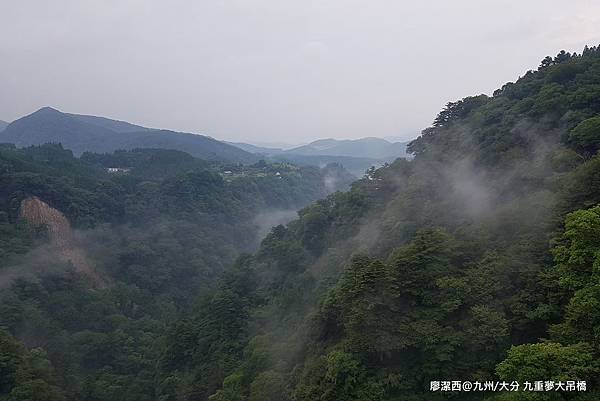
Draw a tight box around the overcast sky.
[1,1,599,144]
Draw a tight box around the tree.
[293,351,384,401]
[539,56,554,69]
[497,342,598,383]
[552,205,600,291]
[248,371,288,401]
[569,117,600,156]
[0,330,65,401]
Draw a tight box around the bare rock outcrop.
[20,196,105,287]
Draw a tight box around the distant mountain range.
[225,141,283,154]
[0,107,257,163]
[284,137,409,159]
[0,107,411,174]
[66,113,152,133]
[228,137,409,159]
[268,153,385,176]
[252,141,299,150]
[226,137,410,175]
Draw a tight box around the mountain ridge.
[0,107,258,163]
[67,112,153,133]
[228,137,410,160]
[227,137,411,176]
[224,141,283,154]
[285,137,409,159]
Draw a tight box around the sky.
[1,1,599,144]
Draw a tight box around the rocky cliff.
[20,196,105,287]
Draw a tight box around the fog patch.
[0,227,109,289]
[323,171,340,193]
[0,244,76,289]
[253,209,298,243]
[444,159,494,218]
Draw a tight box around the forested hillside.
[164,46,600,401]
[3,45,600,401]
[0,108,258,163]
[0,144,351,401]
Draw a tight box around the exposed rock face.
[20,197,72,246]
[20,196,105,287]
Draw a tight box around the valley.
[1,46,600,401]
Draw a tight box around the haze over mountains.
[226,137,410,175]
[3,44,600,401]
[0,108,410,176]
[225,141,283,154]
[285,137,409,159]
[0,107,258,163]
[66,113,153,134]
[0,120,8,132]
[228,137,409,160]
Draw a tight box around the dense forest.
[2,44,600,401]
[170,46,600,401]
[0,145,352,400]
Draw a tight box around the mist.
[253,209,299,244]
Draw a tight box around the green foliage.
[552,206,600,290]
[494,342,598,401]
[248,371,287,401]
[293,351,384,401]
[156,263,257,401]
[493,202,600,400]
[206,46,600,401]
[0,330,64,401]
[6,46,600,401]
[569,116,600,155]
[208,372,246,401]
[0,144,345,401]
[497,342,598,383]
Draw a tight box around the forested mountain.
[153,47,600,401]
[2,45,600,401]
[67,113,153,133]
[224,142,283,155]
[268,153,385,177]
[285,137,408,159]
[227,138,409,176]
[0,144,352,400]
[0,108,257,163]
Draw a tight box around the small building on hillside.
[106,167,130,173]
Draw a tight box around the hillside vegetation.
[228,137,409,176]
[0,108,257,163]
[0,145,351,401]
[173,46,600,401]
[2,45,600,401]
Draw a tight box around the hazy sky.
[1,1,599,144]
